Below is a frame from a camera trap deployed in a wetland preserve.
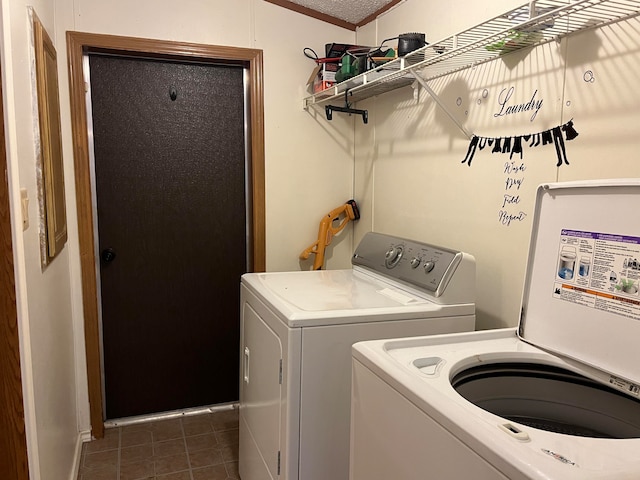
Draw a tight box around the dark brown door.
[89,54,247,419]
[0,61,30,480]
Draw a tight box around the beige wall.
[58,0,356,430]
[6,0,640,478]
[60,0,358,274]
[2,1,80,479]
[353,0,640,330]
[254,2,357,271]
[3,0,356,479]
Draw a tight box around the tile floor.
[77,408,240,480]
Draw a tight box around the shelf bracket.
[410,71,473,139]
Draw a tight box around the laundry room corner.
[349,0,640,331]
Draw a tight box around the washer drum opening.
[451,362,640,439]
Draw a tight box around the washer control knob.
[423,261,436,273]
[410,257,421,269]
[385,245,404,268]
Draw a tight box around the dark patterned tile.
[119,459,154,480]
[218,443,239,463]
[182,416,214,436]
[191,464,228,480]
[84,429,120,453]
[154,438,186,458]
[210,409,239,432]
[154,453,190,475]
[156,470,191,480]
[225,461,240,479]
[79,466,118,480]
[186,432,219,452]
[75,412,239,480]
[215,428,238,447]
[152,419,183,442]
[121,429,153,448]
[120,444,154,464]
[83,450,119,471]
[189,448,225,469]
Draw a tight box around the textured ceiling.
[265,0,402,30]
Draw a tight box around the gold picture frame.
[33,11,67,265]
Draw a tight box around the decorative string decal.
[462,119,579,167]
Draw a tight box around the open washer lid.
[519,179,640,393]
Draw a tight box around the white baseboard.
[69,430,91,480]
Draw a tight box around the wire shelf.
[303,0,640,109]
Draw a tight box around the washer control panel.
[385,245,404,268]
[353,232,463,295]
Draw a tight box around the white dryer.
[239,232,476,480]
[350,180,640,480]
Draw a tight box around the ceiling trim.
[356,0,403,28]
[264,0,357,30]
[264,0,404,31]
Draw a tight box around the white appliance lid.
[257,269,430,311]
[241,268,475,327]
[520,179,640,390]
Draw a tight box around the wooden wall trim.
[66,31,105,439]
[66,31,265,437]
[0,57,30,480]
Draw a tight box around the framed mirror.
[32,10,67,266]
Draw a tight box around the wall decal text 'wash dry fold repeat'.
[461,119,579,168]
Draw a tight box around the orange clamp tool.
[299,200,360,270]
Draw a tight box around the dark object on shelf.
[398,32,426,56]
[335,54,359,83]
[306,57,340,93]
[335,47,396,83]
[325,43,371,58]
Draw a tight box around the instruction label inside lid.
[520,181,640,387]
[553,229,640,322]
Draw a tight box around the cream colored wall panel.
[354,1,640,330]
[71,0,358,274]
[355,3,579,329]
[353,103,376,247]
[74,0,253,47]
[56,0,358,441]
[3,2,80,480]
[55,0,92,439]
[353,23,376,246]
[4,1,359,479]
[255,1,356,271]
[558,17,640,182]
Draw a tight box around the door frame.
[66,32,265,438]
[0,57,30,479]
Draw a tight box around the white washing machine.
[238,232,476,480]
[350,180,640,480]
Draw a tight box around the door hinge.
[278,359,283,385]
[277,450,281,475]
